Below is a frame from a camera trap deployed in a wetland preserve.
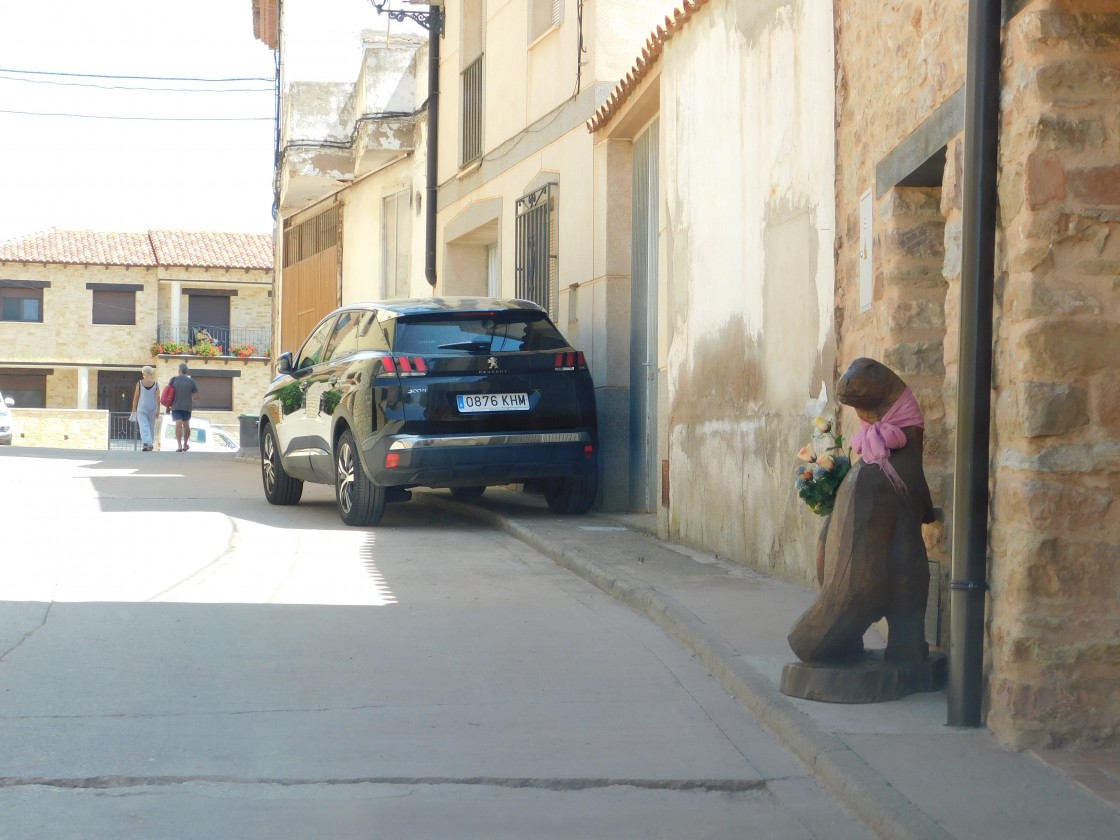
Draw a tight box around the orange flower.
[797,445,816,463]
[814,416,832,433]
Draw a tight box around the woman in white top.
[131,365,161,451]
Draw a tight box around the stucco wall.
[658,0,836,582]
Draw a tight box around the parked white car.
[158,417,237,452]
[0,391,13,445]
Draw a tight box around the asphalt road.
[0,448,871,839]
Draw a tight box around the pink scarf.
[851,387,924,494]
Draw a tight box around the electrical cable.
[0,108,274,121]
[0,74,273,93]
[0,66,272,83]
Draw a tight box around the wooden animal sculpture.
[788,358,935,663]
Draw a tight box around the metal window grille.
[515,183,557,315]
[283,206,338,267]
[461,56,484,166]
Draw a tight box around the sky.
[0,0,278,241]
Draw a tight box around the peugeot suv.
[258,298,599,526]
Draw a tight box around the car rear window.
[391,312,570,355]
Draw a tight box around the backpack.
[160,382,175,409]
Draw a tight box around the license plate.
[456,393,530,413]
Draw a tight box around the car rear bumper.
[365,430,597,487]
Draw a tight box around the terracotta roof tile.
[149,230,274,270]
[587,0,711,133]
[0,230,155,266]
[0,229,273,270]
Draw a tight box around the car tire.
[335,429,386,526]
[449,486,486,501]
[543,473,597,515]
[261,424,303,505]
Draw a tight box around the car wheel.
[543,474,597,515]
[335,429,386,526]
[449,486,486,501]
[261,424,303,505]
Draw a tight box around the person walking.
[167,362,200,452]
[130,365,161,451]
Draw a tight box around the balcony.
[155,324,272,359]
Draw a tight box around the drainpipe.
[948,0,1001,728]
[424,6,441,288]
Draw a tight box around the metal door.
[630,120,659,512]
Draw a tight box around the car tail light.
[554,351,587,371]
[584,444,594,460]
[385,452,401,469]
[380,356,427,376]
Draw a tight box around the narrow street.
[0,449,870,839]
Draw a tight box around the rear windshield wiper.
[438,340,493,352]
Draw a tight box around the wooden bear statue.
[787,358,935,664]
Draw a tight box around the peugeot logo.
[487,357,498,370]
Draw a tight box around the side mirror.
[276,352,293,374]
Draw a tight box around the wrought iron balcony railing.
[154,324,272,358]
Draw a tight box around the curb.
[417,493,952,840]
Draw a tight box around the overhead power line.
[0,74,273,93]
[0,108,275,122]
[0,66,273,83]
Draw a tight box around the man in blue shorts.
[167,362,200,451]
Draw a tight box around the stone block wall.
[9,409,108,449]
[839,0,1120,746]
[987,0,1120,748]
[0,264,159,368]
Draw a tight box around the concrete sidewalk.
[414,488,1120,840]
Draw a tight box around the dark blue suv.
[259,297,599,526]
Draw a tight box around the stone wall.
[9,409,109,449]
[987,1,1120,748]
[838,0,1120,746]
[0,264,160,368]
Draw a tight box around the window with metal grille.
[514,183,557,316]
[282,206,338,267]
[461,55,484,166]
[529,0,562,42]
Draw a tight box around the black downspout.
[424,6,441,288]
[948,0,1001,728]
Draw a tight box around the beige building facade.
[0,230,274,445]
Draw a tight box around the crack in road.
[0,602,52,663]
[0,775,771,793]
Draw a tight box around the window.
[529,0,562,42]
[294,315,338,371]
[325,310,362,362]
[0,284,44,322]
[460,0,485,167]
[92,289,137,325]
[515,183,558,315]
[0,371,47,407]
[461,56,484,166]
[193,375,233,410]
[356,310,390,352]
[392,311,567,355]
[382,191,412,298]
